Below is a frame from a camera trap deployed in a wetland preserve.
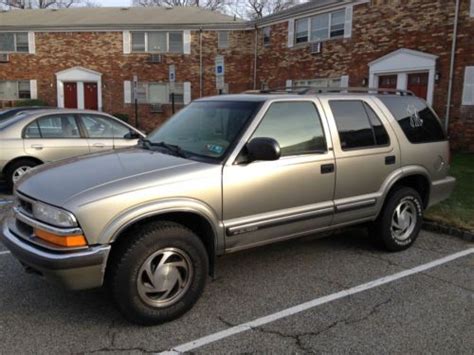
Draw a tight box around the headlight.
[32,202,77,228]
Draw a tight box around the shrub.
[14,99,49,107]
[113,113,129,123]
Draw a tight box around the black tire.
[108,221,209,325]
[5,159,40,190]
[371,187,423,252]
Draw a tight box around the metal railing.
[243,86,415,96]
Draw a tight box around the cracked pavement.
[0,181,473,354]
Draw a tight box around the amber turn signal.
[34,228,87,247]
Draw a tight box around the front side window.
[379,96,446,143]
[80,114,130,138]
[329,100,389,150]
[0,32,28,52]
[0,80,30,100]
[28,115,80,139]
[252,101,327,156]
[147,101,262,160]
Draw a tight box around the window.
[295,18,309,44]
[80,114,130,138]
[294,78,341,88]
[131,32,145,52]
[462,66,474,105]
[379,96,446,143]
[252,101,326,156]
[218,31,229,49]
[26,115,80,139]
[130,31,183,53]
[0,81,30,100]
[148,83,168,104]
[0,32,29,53]
[296,10,345,44]
[263,27,271,46]
[329,100,389,150]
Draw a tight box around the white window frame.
[295,9,346,45]
[471,0,474,17]
[130,31,184,53]
[462,66,474,106]
[0,80,31,100]
[218,31,229,49]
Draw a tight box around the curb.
[422,219,474,242]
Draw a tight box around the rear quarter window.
[379,96,446,143]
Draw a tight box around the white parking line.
[160,248,474,354]
[0,251,10,256]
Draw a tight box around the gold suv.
[0,109,144,188]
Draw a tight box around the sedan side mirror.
[246,137,281,162]
[124,131,141,139]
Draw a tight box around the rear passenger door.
[23,114,90,162]
[321,98,400,225]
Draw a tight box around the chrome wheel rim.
[391,198,417,241]
[137,247,193,308]
[12,166,32,183]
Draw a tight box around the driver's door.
[222,100,336,252]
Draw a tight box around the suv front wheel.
[372,187,423,251]
[108,221,209,325]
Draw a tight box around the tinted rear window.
[379,96,446,143]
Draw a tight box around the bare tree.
[0,0,100,9]
[132,0,228,12]
[241,0,301,19]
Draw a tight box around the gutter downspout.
[253,24,258,90]
[445,0,460,133]
[199,28,203,98]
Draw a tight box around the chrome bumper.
[0,218,111,290]
[428,176,456,208]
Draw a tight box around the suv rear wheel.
[108,221,209,325]
[372,187,423,251]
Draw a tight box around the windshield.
[147,100,262,160]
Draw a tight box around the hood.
[16,148,207,206]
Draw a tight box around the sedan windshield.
[147,100,262,160]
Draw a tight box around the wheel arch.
[2,156,43,175]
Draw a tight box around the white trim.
[285,79,293,88]
[183,81,191,105]
[340,75,349,87]
[344,5,353,38]
[123,30,131,54]
[369,48,438,105]
[471,0,474,17]
[55,67,102,110]
[287,19,294,48]
[124,80,132,104]
[183,30,191,54]
[29,79,37,99]
[28,32,35,54]
[462,66,474,105]
[162,248,474,354]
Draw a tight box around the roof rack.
[243,86,415,96]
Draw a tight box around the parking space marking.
[0,251,11,256]
[161,248,474,354]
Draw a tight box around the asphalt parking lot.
[0,182,473,354]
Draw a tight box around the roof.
[0,6,242,31]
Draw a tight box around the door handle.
[321,163,335,174]
[385,155,396,165]
[93,143,105,148]
[31,144,43,150]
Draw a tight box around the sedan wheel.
[12,166,33,183]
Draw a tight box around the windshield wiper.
[139,138,188,158]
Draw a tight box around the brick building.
[0,0,473,149]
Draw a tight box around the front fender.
[97,198,224,252]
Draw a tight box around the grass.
[425,153,474,232]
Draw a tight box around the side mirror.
[124,131,141,139]
[246,137,281,162]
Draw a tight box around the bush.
[14,99,49,107]
[113,113,129,123]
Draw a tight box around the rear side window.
[329,100,390,150]
[379,96,446,143]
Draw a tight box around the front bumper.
[1,218,111,290]
[428,176,456,208]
